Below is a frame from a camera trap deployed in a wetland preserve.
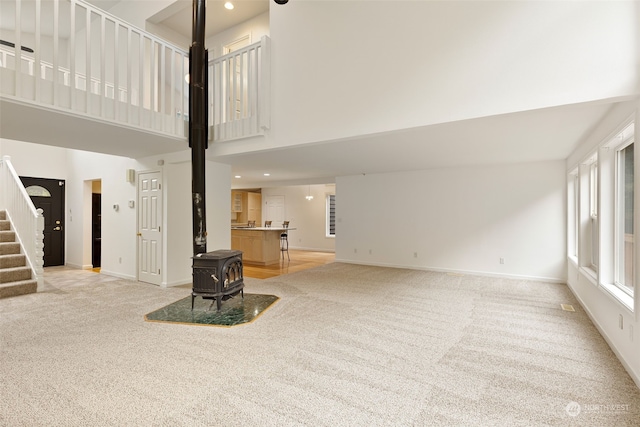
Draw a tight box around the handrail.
[0,156,45,290]
[0,46,131,103]
[1,0,189,138]
[209,36,271,141]
[1,0,271,143]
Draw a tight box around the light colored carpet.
[1,263,638,426]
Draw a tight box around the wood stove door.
[137,171,163,285]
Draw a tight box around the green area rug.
[145,293,279,327]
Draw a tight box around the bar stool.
[280,221,290,260]
[264,220,272,227]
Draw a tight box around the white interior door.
[265,195,285,226]
[138,171,162,285]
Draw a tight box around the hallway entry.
[20,176,65,267]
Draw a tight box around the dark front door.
[20,177,65,267]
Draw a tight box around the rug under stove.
[144,293,279,327]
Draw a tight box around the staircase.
[0,211,37,298]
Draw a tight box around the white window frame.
[613,132,634,297]
[568,168,579,261]
[325,193,335,238]
[589,160,599,271]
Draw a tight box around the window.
[614,127,634,297]
[25,185,51,197]
[326,194,335,237]
[568,169,579,259]
[589,160,599,271]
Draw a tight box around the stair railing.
[0,156,45,290]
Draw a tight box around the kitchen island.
[231,227,292,265]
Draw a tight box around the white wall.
[565,100,640,387]
[162,157,231,286]
[214,0,637,157]
[0,139,231,287]
[336,161,566,281]
[64,150,138,276]
[0,139,138,275]
[0,138,69,179]
[261,184,335,252]
[205,11,269,58]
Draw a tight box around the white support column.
[126,27,132,120]
[150,39,156,129]
[14,0,21,97]
[100,14,106,116]
[85,9,91,112]
[114,21,120,118]
[34,0,41,101]
[259,35,271,131]
[53,0,59,105]
[35,208,45,291]
[138,34,143,125]
[70,0,76,110]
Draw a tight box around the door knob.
[137,233,142,236]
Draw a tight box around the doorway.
[91,181,102,269]
[265,195,285,226]
[20,176,65,267]
[137,171,162,285]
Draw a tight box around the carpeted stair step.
[0,279,37,299]
[0,210,5,221]
[0,230,16,242]
[0,242,21,256]
[0,266,32,284]
[0,220,11,231]
[0,254,27,268]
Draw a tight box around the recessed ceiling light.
[234,175,241,179]
[263,173,270,177]
[224,2,234,10]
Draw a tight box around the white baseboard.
[334,259,565,284]
[98,269,136,281]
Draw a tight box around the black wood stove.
[191,249,244,310]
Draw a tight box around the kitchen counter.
[230,227,294,265]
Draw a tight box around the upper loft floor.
[0,0,271,158]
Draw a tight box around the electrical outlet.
[499,258,505,264]
[414,252,418,258]
[354,248,357,254]
[369,249,372,255]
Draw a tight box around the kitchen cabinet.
[230,228,281,265]
[231,191,243,213]
[233,191,262,224]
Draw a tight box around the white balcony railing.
[0,0,271,143]
[0,0,189,138]
[210,36,271,142]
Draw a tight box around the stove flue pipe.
[189,0,208,256]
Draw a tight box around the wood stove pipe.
[190,0,208,256]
